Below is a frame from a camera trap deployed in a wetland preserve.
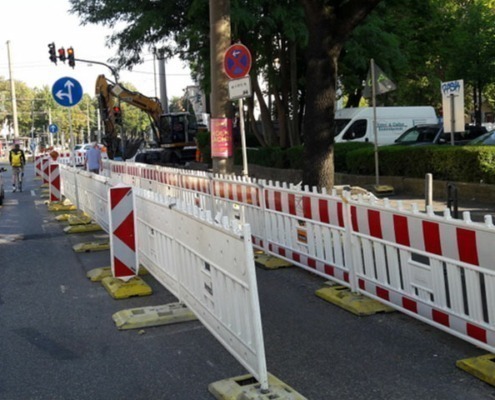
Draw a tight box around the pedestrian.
[84,142,102,174]
[9,143,25,192]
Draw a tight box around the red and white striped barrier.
[109,184,137,280]
[41,157,50,185]
[49,164,61,202]
[35,155,43,178]
[101,160,495,353]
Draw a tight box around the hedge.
[198,131,495,184]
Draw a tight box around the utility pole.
[6,40,19,140]
[209,0,232,174]
[157,54,169,114]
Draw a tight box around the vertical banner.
[211,118,233,158]
[441,80,464,134]
[109,184,138,280]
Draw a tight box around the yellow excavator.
[95,74,197,163]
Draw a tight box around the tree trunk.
[252,75,276,146]
[299,0,382,190]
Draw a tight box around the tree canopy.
[40,0,495,187]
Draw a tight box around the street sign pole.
[239,98,248,177]
[224,44,252,178]
[68,108,75,167]
[51,77,83,166]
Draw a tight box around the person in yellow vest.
[9,143,26,192]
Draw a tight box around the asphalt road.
[0,162,494,400]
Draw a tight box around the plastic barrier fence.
[103,160,495,354]
[59,165,269,390]
[348,196,495,352]
[135,190,268,389]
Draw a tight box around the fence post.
[446,182,458,219]
[341,191,358,293]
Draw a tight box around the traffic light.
[67,47,75,68]
[58,47,66,63]
[48,43,57,64]
[113,106,122,125]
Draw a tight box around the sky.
[0,0,195,100]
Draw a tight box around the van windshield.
[335,119,351,137]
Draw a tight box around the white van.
[334,106,438,145]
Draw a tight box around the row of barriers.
[101,160,495,354]
[58,165,270,393]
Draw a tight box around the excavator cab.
[159,113,196,146]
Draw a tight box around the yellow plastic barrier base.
[209,372,307,400]
[63,223,103,234]
[371,184,395,197]
[87,266,149,282]
[101,276,153,299]
[315,285,395,316]
[56,213,73,222]
[254,253,292,270]
[73,241,110,253]
[456,354,495,387]
[87,267,113,282]
[68,213,92,225]
[48,202,77,212]
[112,303,197,330]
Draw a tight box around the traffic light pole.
[74,58,119,83]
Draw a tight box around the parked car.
[466,129,495,146]
[394,124,487,146]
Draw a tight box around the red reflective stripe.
[402,297,418,313]
[432,309,449,327]
[351,206,358,231]
[318,199,329,224]
[423,221,442,255]
[457,228,479,266]
[467,323,487,343]
[303,197,312,219]
[288,193,296,215]
[337,202,344,227]
[368,210,382,239]
[394,215,410,246]
[274,191,282,212]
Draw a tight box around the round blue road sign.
[49,124,58,134]
[52,77,83,107]
[224,44,252,80]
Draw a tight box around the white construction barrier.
[134,189,268,390]
[59,164,270,391]
[103,161,495,354]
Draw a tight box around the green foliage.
[345,144,495,184]
[334,142,374,172]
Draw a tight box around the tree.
[299,0,382,189]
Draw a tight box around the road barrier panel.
[48,163,61,203]
[109,184,138,281]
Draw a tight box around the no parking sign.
[224,44,252,79]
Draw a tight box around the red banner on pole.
[211,118,233,158]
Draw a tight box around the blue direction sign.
[49,123,58,134]
[51,77,83,107]
[224,44,252,80]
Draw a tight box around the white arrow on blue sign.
[52,77,83,107]
[49,124,58,134]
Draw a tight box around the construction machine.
[95,74,197,164]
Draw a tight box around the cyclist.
[9,143,25,192]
